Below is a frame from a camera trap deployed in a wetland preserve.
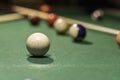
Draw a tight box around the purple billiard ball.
[69,24,86,41]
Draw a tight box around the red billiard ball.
[46,13,58,27]
[39,4,51,13]
[28,13,40,26]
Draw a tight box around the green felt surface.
[0,8,120,80]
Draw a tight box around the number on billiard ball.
[26,33,50,56]
[69,24,87,41]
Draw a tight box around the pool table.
[0,7,120,80]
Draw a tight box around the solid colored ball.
[40,4,51,13]
[116,32,120,46]
[54,18,68,34]
[28,13,40,26]
[91,9,104,21]
[69,24,86,41]
[46,13,58,27]
[26,33,50,56]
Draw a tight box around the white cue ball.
[26,33,50,56]
[54,18,68,34]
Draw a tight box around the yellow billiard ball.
[54,18,68,34]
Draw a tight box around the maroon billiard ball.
[28,13,40,26]
[46,13,58,27]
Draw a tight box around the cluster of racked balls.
[26,7,120,57]
[26,12,87,57]
[28,13,87,40]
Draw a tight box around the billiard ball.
[91,9,104,21]
[69,24,86,41]
[46,13,58,27]
[54,18,68,34]
[116,32,120,46]
[39,4,51,13]
[28,13,40,26]
[26,33,50,56]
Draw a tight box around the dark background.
[0,0,120,9]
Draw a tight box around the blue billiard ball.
[69,24,86,41]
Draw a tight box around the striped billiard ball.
[91,9,104,21]
[69,24,86,41]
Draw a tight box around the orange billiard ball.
[116,32,120,46]
[46,13,58,27]
[40,4,51,13]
